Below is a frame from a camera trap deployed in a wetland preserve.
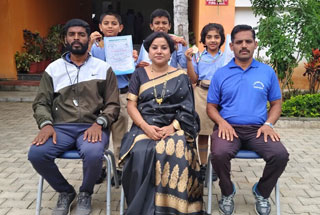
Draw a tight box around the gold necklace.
[151,67,169,105]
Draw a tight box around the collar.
[196,49,221,63]
[62,52,91,67]
[228,58,259,70]
[201,49,221,56]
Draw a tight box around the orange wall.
[291,62,309,90]
[0,0,91,79]
[192,0,235,52]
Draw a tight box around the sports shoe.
[75,192,92,215]
[252,183,271,215]
[219,183,236,215]
[52,189,76,215]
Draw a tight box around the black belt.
[119,86,129,94]
[197,81,209,90]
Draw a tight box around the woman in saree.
[119,31,204,215]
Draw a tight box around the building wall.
[0,0,91,79]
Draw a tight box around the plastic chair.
[35,149,119,215]
[206,150,281,215]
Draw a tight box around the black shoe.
[200,165,218,182]
[200,165,207,182]
[111,169,122,186]
[52,189,76,215]
[95,166,106,184]
[75,192,92,215]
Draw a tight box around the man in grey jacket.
[28,19,120,215]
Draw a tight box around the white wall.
[234,3,267,58]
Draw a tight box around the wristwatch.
[264,122,274,129]
[96,118,105,128]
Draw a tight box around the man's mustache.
[71,41,83,46]
[240,49,250,53]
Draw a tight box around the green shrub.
[281,93,320,117]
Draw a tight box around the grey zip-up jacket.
[33,52,120,129]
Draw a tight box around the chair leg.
[275,181,281,215]
[105,150,119,188]
[207,154,213,215]
[36,176,44,215]
[120,187,125,215]
[104,155,112,215]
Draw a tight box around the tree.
[173,0,189,44]
[251,0,320,92]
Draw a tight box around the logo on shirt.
[253,81,264,90]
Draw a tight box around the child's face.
[150,16,171,33]
[99,15,123,37]
[205,29,221,52]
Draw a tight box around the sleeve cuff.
[39,120,53,129]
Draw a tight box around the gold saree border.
[127,93,138,102]
[118,134,149,165]
[139,69,187,96]
[172,119,181,130]
[155,192,202,214]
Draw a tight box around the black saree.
[119,68,203,215]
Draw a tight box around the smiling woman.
[119,32,204,215]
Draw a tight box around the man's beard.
[65,41,89,55]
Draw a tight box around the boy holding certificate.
[135,8,188,69]
[89,12,137,184]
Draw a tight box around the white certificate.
[104,35,135,75]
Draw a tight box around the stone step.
[0,80,39,92]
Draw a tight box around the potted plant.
[14,25,64,74]
[14,52,33,73]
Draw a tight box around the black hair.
[143,32,175,54]
[63,19,90,36]
[231,24,256,42]
[99,11,122,25]
[200,23,225,49]
[150,9,171,24]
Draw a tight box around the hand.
[133,50,138,61]
[90,31,103,46]
[140,122,163,140]
[218,120,238,141]
[256,125,280,142]
[185,48,194,62]
[32,125,56,146]
[169,35,187,46]
[83,123,102,143]
[159,125,175,139]
[136,61,150,68]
